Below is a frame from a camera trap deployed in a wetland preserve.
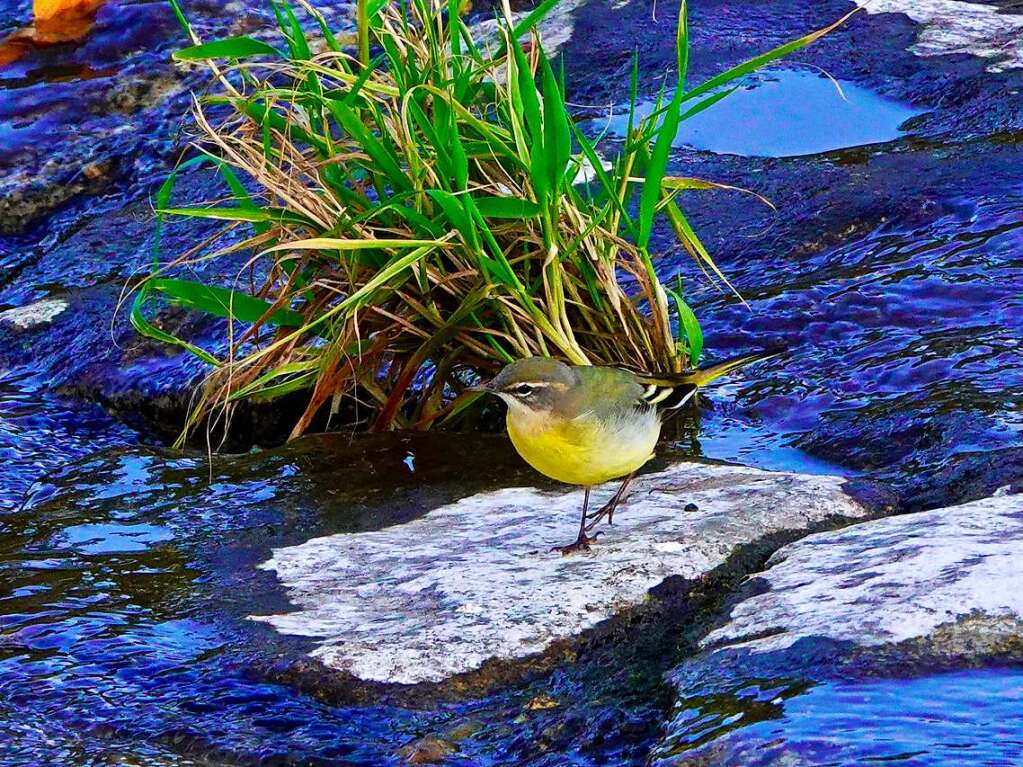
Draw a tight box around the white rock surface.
[251,462,868,685]
[471,0,591,55]
[0,299,68,329]
[858,0,1023,72]
[703,494,1023,654]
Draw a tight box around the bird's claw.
[552,531,602,555]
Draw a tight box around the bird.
[477,354,772,554]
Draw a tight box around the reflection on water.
[0,367,138,513]
[600,69,921,157]
[656,668,1023,766]
[55,521,174,553]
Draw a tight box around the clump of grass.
[133,0,852,443]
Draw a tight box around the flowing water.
[2,1,1023,765]
[656,667,1023,766]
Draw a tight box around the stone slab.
[702,492,1023,655]
[251,462,869,685]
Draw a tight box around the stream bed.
[2,0,1023,765]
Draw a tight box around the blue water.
[600,69,921,157]
[656,669,1023,766]
[0,447,425,765]
[687,189,1023,497]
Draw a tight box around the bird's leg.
[585,473,635,532]
[553,486,601,555]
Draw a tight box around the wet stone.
[656,493,1023,765]
[856,0,1023,73]
[396,735,458,765]
[251,462,870,689]
[0,298,68,329]
[700,493,1023,659]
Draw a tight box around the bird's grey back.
[567,365,648,420]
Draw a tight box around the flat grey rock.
[703,493,1023,655]
[251,462,868,685]
[858,0,1023,72]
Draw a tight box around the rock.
[856,0,1023,73]
[0,298,68,329]
[902,447,1023,512]
[469,0,590,55]
[443,720,484,741]
[396,735,458,764]
[525,693,561,711]
[700,494,1023,660]
[657,493,1023,765]
[250,462,871,691]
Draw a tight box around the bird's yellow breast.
[506,407,659,486]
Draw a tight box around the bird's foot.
[585,500,618,532]
[585,485,633,531]
[552,530,602,555]
[585,500,612,521]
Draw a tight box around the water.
[0,432,676,765]
[685,188,1023,502]
[599,69,921,157]
[657,668,1023,766]
[0,445,430,766]
[1,1,1022,765]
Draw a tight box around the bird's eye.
[512,383,534,396]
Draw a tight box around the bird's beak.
[467,380,495,394]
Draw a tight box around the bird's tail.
[635,351,778,411]
[678,350,779,388]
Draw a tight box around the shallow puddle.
[600,69,921,157]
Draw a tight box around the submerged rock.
[396,735,458,765]
[251,462,871,692]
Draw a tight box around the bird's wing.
[569,365,648,419]
[570,352,776,420]
[631,373,698,411]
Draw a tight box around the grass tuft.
[133,0,855,444]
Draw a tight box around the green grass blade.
[262,237,446,253]
[173,37,281,61]
[681,8,858,104]
[676,0,689,92]
[667,287,703,365]
[130,282,220,365]
[158,206,317,228]
[474,196,542,218]
[150,278,305,327]
[540,48,571,194]
[637,90,682,249]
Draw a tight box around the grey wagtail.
[477,354,772,554]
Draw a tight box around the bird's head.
[478,357,578,416]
